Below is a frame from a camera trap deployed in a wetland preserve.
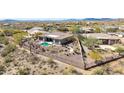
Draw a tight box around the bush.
[13,31,28,44]
[47,58,57,65]
[18,68,30,75]
[1,44,16,57]
[0,32,4,36]
[4,55,13,63]
[63,66,80,75]
[94,26,102,33]
[89,50,103,61]
[0,65,5,75]
[82,37,102,49]
[92,67,104,75]
[115,46,124,53]
[113,67,123,74]
[0,36,9,45]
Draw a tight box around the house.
[82,33,120,45]
[27,27,48,35]
[104,26,119,32]
[3,23,11,26]
[119,25,124,31]
[108,32,124,37]
[79,27,94,33]
[41,32,74,45]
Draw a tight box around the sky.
[0,0,124,19]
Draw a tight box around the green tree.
[107,28,118,32]
[13,31,28,45]
[82,37,102,49]
[115,46,124,54]
[94,27,101,33]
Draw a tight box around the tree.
[115,46,124,54]
[107,28,118,32]
[69,25,80,34]
[33,32,42,39]
[82,37,102,49]
[57,26,69,32]
[94,27,101,33]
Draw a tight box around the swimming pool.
[40,42,50,46]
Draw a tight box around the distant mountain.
[0,18,116,22]
[83,18,113,21]
[0,19,18,23]
[57,18,114,22]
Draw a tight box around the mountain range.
[0,18,120,22]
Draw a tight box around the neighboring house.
[3,23,11,26]
[119,25,124,31]
[27,27,48,35]
[104,26,119,32]
[105,26,119,29]
[79,27,94,33]
[41,32,74,45]
[108,32,124,37]
[82,33,120,45]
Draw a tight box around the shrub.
[0,32,4,36]
[89,50,103,61]
[82,37,102,49]
[92,67,104,75]
[94,27,102,33]
[29,55,40,64]
[63,66,80,75]
[3,30,13,36]
[4,55,13,63]
[18,68,30,75]
[1,44,16,57]
[1,50,9,57]
[33,32,42,39]
[0,36,9,45]
[13,32,28,44]
[0,65,5,75]
[115,46,124,54]
[47,58,57,65]
[113,67,123,74]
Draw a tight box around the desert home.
[40,32,74,45]
[79,27,94,33]
[26,27,48,35]
[82,33,121,45]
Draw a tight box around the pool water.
[40,42,50,46]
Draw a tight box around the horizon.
[0,18,116,21]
